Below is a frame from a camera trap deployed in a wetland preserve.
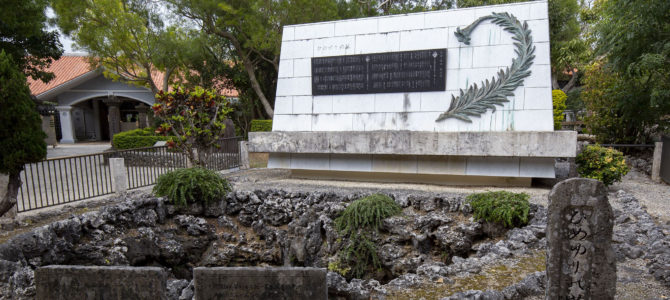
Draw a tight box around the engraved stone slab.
[194,267,327,300]
[312,49,446,95]
[35,266,167,300]
[546,178,616,300]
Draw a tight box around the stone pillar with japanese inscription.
[546,178,616,300]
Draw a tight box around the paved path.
[47,142,112,159]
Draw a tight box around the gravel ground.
[611,168,670,224]
[46,142,112,159]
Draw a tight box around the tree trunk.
[240,55,274,118]
[561,71,579,94]
[552,76,560,90]
[0,172,20,218]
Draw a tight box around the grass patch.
[153,167,231,206]
[467,191,530,228]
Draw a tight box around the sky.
[45,7,81,54]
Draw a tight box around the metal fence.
[17,137,242,212]
[18,153,114,212]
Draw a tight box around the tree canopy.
[0,0,62,83]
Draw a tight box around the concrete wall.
[273,1,552,132]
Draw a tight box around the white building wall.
[273,1,552,133]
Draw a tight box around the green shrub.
[467,191,530,228]
[552,89,567,130]
[576,144,629,186]
[250,119,272,132]
[334,194,401,279]
[112,127,173,149]
[153,167,231,206]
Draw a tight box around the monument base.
[291,169,532,187]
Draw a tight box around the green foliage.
[111,127,173,149]
[576,144,629,186]
[0,0,62,83]
[153,167,231,206]
[581,62,668,144]
[334,194,401,279]
[0,50,46,175]
[250,120,273,132]
[153,86,233,165]
[552,90,567,130]
[51,0,190,92]
[466,191,530,228]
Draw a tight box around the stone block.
[519,157,555,178]
[330,154,372,172]
[274,97,293,115]
[279,40,313,59]
[424,9,475,28]
[523,87,551,110]
[109,158,128,193]
[529,1,549,20]
[314,36,355,57]
[399,28,449,51]
[294,23,334,40]
[512,110,553,131]
[268,153,291,169]
[292,96,313,114]
[335,18,378,36]
[372,155,418,173]
[293,58,311,77]
[35,266,167,300]
[417,155,466,175]
[193,267,327,300]
[472,44,517,68]
[474,2,532,20]
[446,46,473,69]
[526,19,550,42]
[277,59,293,78]
[313,96,333,114]
[465,157,520,177]
[332,95,375,113]
[276,78,311,96]
[312,113,353,131]
[282,27,295,41]
[378,13,425,33]
[354,32,400,54]
[524,64,551,88]
[290,154,330,170]
[534,42,551,65]
[546,178,616,299]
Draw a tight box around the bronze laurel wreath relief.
[436,12,535,122]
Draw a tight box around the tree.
[0,0,62,83]
[153,86,233,165]
[0,51,47,217]
[51,0,190,93]
[548,0,589,93]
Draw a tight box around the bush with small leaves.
[467,191,530,228]
[576,144,629,186]
[153,167,230,206]
[334,194,401,279]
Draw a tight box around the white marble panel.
[464,23,514,47]
[398,112,441,131]
[353,113,398,131]
[282,27,295,41]
[290,153,330,170]
[524,64,551,88]
[512,109,553,131]
[277,59,293,78]
[355,32,400,54]
[375,93,420,113]
[280,40,314,59]
[474,3,531,20]
[293,96,313,114]
[378,14,425,33]
[312,113,353,131]
[466,157,520,177]
[272,114,312,131]
[447,46,473,69]
[529,1,549,20]
[294,23,335,40]
[293,58,311,77]
[472,44,516,68]
[449,67,500,91]
[314,36,356,57]
[274,96,293,115]
[330,154,373,172]
[333,94,375,113]
[276,77,311,96]
[399,28,449,51]
[424,9,475,28]
[527,20,550,42]
[313,96,333,114]
[417,156,466,175]
[268,153,291,168]
[421,92,452,112]
[534,42,551,65]
[519,157,555,178]
[524,87,552,110]
[335,18,378,36]
[372,155,418,173]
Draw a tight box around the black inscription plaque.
[311,49,446,96]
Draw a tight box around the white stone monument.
[249,0,576,186]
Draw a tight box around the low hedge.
[250,119,272,132]
[112,127,173,149]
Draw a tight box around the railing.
[18,153,114,212]
[16,136,243,213]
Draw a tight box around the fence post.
[109,158,128,194]
[652,141,663,182]
[239,141,250,169]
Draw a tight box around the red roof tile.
[28,56,240,98]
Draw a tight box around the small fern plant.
[467,191,530,228]
[334,194,401,279]
[153,167,231,206]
